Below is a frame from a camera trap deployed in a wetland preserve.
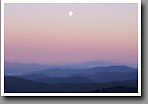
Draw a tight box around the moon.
[68,11,73,16]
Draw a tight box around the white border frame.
[1,0,141,96]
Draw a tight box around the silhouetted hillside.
[5,76,138,93]
[93,86,138,93]
[4,76,53,93]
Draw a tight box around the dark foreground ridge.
[5,76,138,93]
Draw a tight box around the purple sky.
[4,3,138,65]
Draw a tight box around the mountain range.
[5,61,138,75]
[4,62,138,93]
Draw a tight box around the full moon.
[68,11,73,16]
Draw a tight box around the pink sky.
[4,3,138,65]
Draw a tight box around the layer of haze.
[4,3,138,65]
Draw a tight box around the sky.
[4,3,138,65]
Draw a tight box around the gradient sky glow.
[4,3,138,65]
